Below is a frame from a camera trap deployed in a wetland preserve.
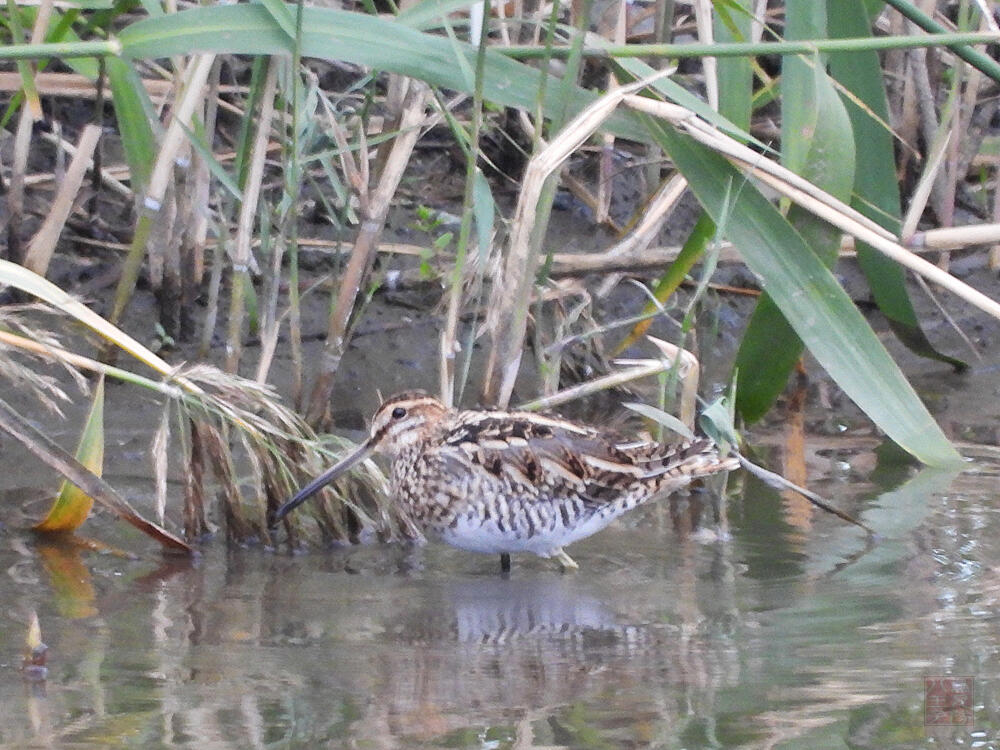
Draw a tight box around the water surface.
[2,448,998,748]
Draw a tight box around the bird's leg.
[500,552,511,573]
[553,548,579,572]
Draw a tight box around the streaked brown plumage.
[272,391,739,570]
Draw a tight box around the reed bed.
[1,0,998,550]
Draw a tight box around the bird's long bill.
[271,438,375,524]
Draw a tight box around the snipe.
[272,391,739,571]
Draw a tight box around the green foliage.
[1,0,985,496]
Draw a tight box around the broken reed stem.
[145,54,216,213]
[485,73,667,408]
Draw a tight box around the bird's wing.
[439,411,720,505]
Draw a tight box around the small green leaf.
[181,118,243,201]
[698,394,739,456]
[35,378,105,533]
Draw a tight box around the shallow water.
[2,444,999,749]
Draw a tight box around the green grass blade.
[736,1,858,421]
[106,57,156,193]
[829,1,966,372]
[181,118,242,201]
[713,0,753,131]
[643,115,962,467]
[472,167,494,257]
[117,3,649,142]
[0,259,180,379]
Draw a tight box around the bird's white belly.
[437,508,623,557]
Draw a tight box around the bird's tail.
[627,438,739,480]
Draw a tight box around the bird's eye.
[391,406,407,420]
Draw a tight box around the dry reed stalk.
[594,0,629,226]
[147,181,181,334]
[152,405,170,526]
[25,161,129,189]
[692,0,718,110]
[895,21,920,179]
[596,171,687,295]
[0,71,247,103]
[254,87,299,390]
[483,73,669,408]
[254,230,286,385]
[184,419,208,538]
[897,223,1000,249]
[940,67,963,235]
[145,55,216,214]
[623,94,1000,320]
[20,141,278,194]
[23,124,102,277]
[900,127,954,241]
[197,225,226,359]
[909,43,952,220]
[184,58,217,291]
[305,81,432,426]
[6,0,54,263]
[165,62,217,342]
[225,58,279,373]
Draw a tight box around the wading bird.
[272,391,738,571]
